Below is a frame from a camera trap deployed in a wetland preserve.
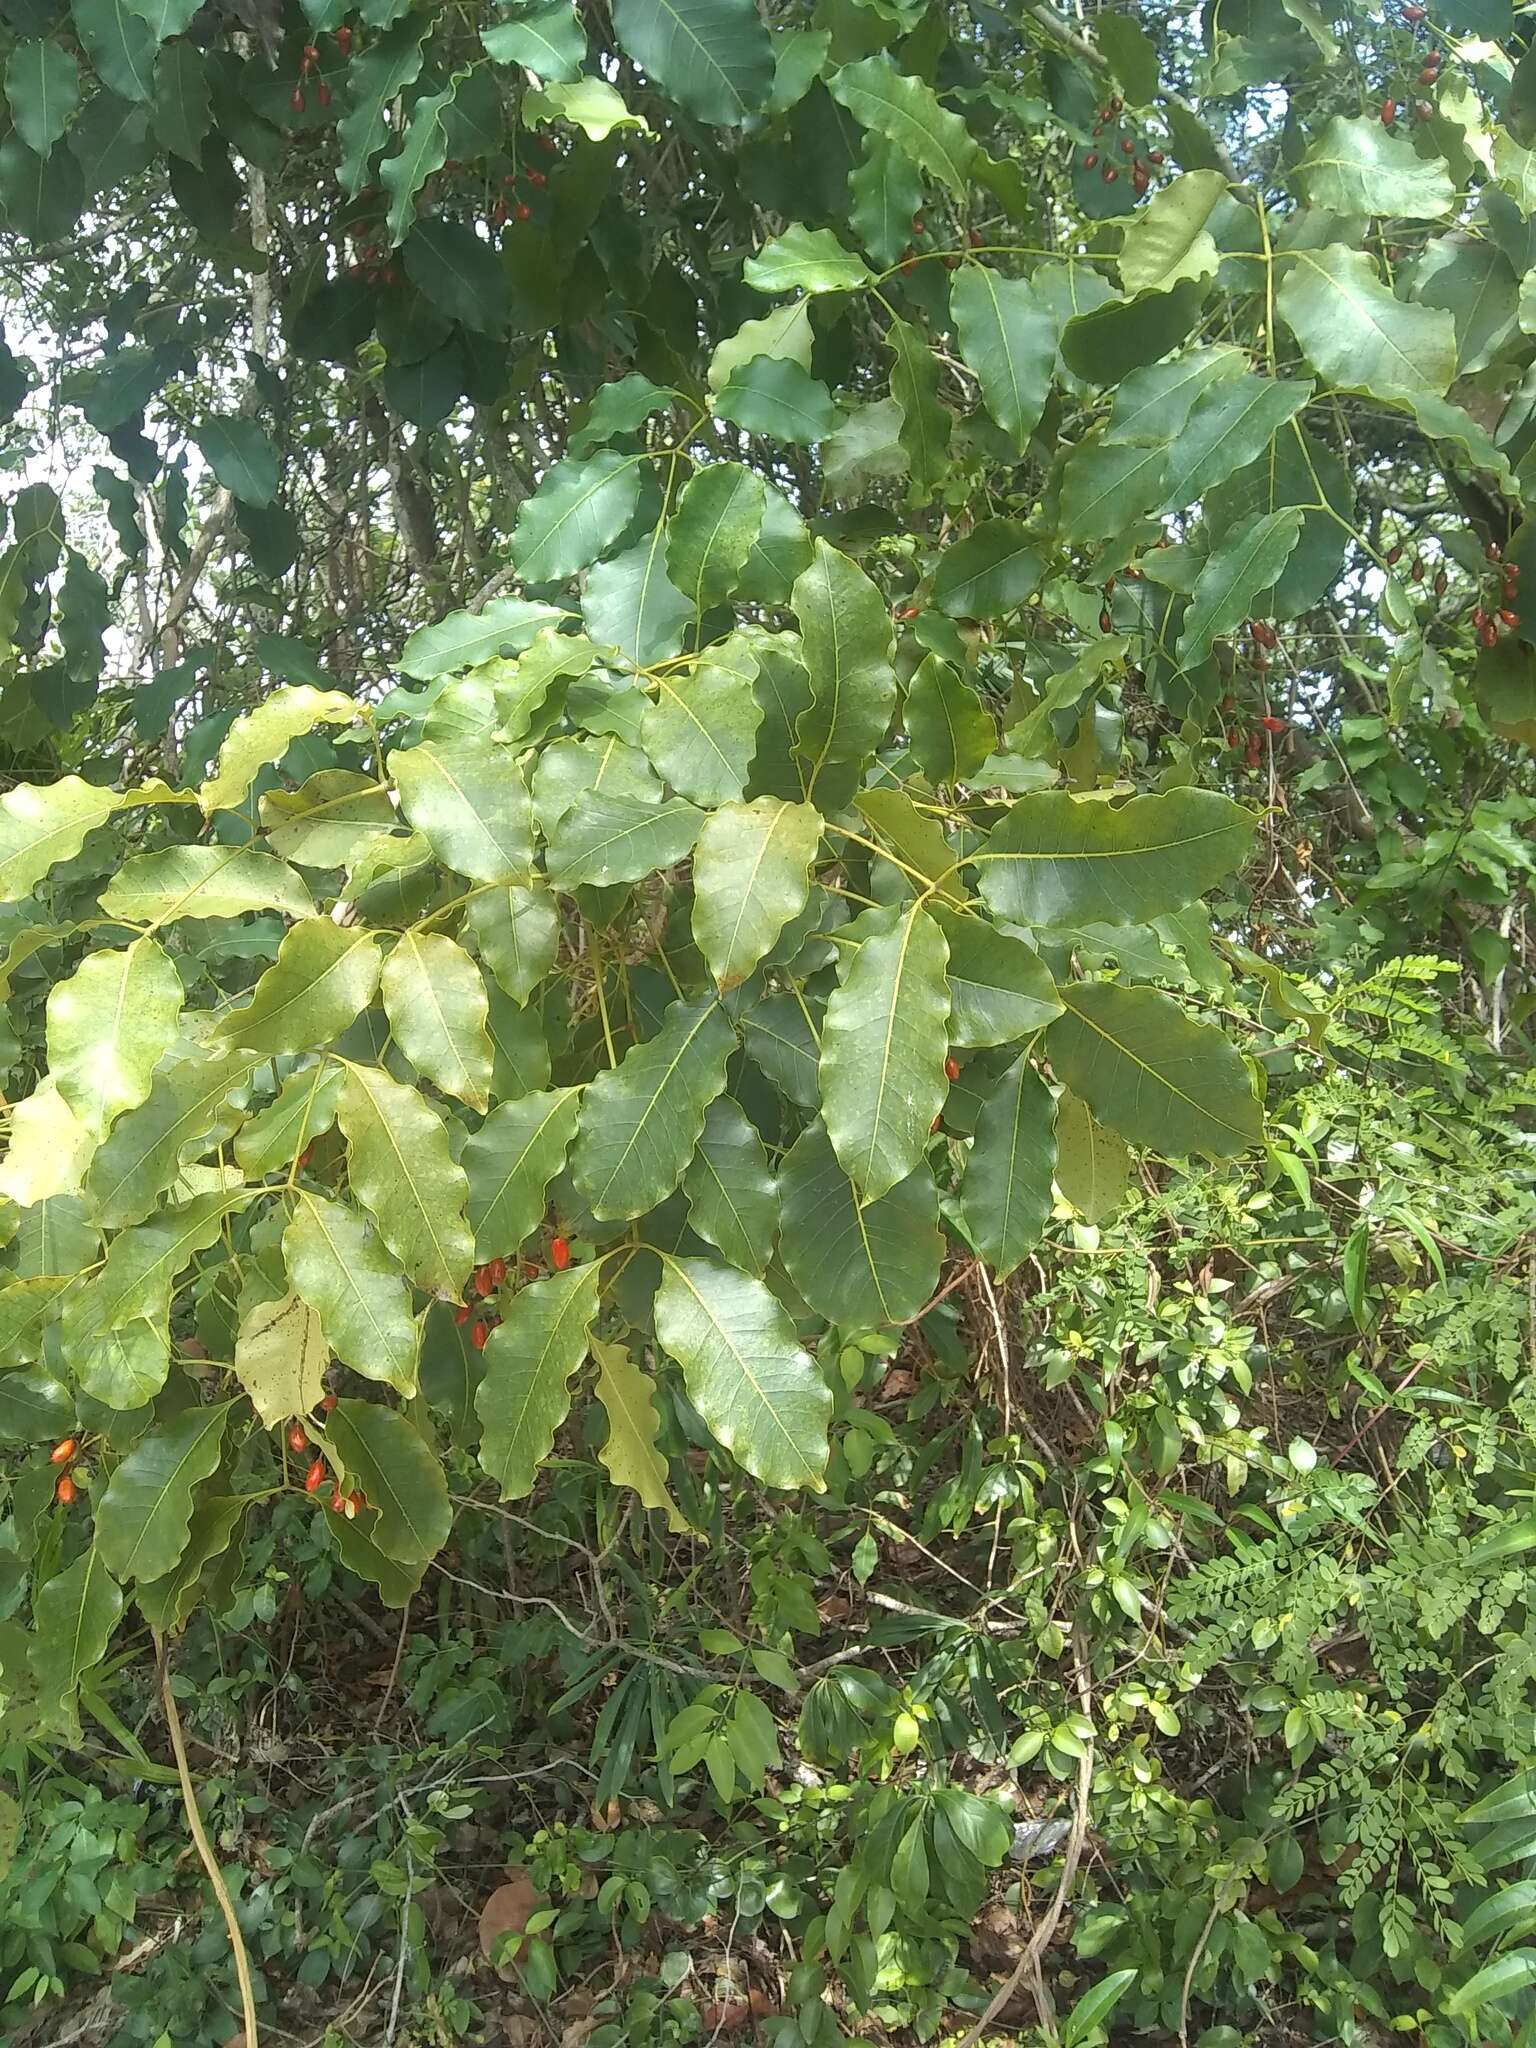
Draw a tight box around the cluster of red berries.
[1080,97,1164,196]
[1473,541,1521,648]
[1380,9,1443,124]
[897,223,986,276]
[291,27,350,115]
[50,1434,78,1504]
[492,164,546,226]
[347,240,398,287]
[291,1396,366,1515]
[445,1237,573,1347]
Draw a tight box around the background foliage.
[0,0,1534,2039]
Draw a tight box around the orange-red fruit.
[56,1473,76,1505]
[334,23,352,51]
[488,1257,508,1286]
[1146,148,1164,164]
[1473,606,1489,629]
[1099,606,1113,632]
[945,1055,960,1081]
[50,1437,76,1465]
[1108,95,1123,113]
[321,1392,338,1413]
[454,1303,472,1324]
[1261,715,1288,735]
[317,80,332,107]
[330,1487,346,1512]
[1479,621,1499,647]
[1410,559,1425,581]
[550,1236,571,1271]
[288,1423,309,1454]
[1103,165,1119,183]
[528,170,546,186]
[305,1457,327,1493]
[515,202,531,221]
[1120,136,1135,154]
[303,41,319,61]
[474,1265,496,1297]
[1380,97,1397,123]
[1500,607,1520,627]
[1083,151,1099,169]
[471,1320,490,1349]
[1433,568,1448,596]
[291,86,305,112]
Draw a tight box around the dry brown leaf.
[478,1867,542,1960]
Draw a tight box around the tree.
[0,0,1534,2038]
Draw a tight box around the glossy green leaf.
[193,415,279,510]
[71,0,157,104]
[778,1124,943,1328]
[467,883,560,1004]
[217,921,381,1059]
[1118,171,1226,294]
[510,451,641,583]
[692,795,821,991]
[655,1255,829,1490]
[482,1,586,80]
[610,0,772,125]
[399,597,568,681]
[0,1364,72,1440]
[1277,244,1456,399]
[337,1062,474,1297]
[391,735,534,884]
[462,1087,582,1260]
[381,932,493,1111]
[571,994,735,1220]
[581,530,693,666]
[1047,981,1262,1158]
[1295,115,1454,219]
[379,79,456,246]
[793,540,896,801]
[0,1274,76,1365]
[931,521,1044,620]
[546,792,704,888]
[887,315,949,503]
[714,356,839,444]
[326,1397,451,1562]
[1158,374,1312,514]
[45,937,183,1138]
[666,463,767,613]
[641,648,763,805]
[286,1192,420,1394]
[744,225,872,296]
[905,656,994,782]
[827,54,977,195]
[1053,1088,1131,1224]
[684,1096,778,1276]
[199,685,358,816]
[820,901,951,1202]
[95,1400,235,1583]
[1175,510,1305,668]
[476,1263,601,1498]
[30,1550,123,1737]
[6,40,80,157]
[950,264,1055,453]
[0,776,118,905]
[936,910,1063,1046]
[960,1055,1055,1278]
[976,789,1254,927]
[100,844,315,922]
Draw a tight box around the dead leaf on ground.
[478,1867,543,1961]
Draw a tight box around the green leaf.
[821,901,951,1202]
[476,1264,602,1498]
[194,415,279,510]
[793,540,896,801]
[1054,1088,1130,1224]
[232,1289,328,1427]
[150,39,208,164]
[87,1048,251,1228]
[136,1494,248,1634]
[1295,115,1454,219]
[692,795,822,991]
[45,937,183,1138]
[571,994,735,1220]
[482,1,586,81]
[684,1096,778,1276]
[0,1080,95,1209]
[95,1401,235,1583]
[666,463,767,613]
[1158,373,1312,514]
[1059,281,1206,386]
[849,133,924,267]
[582,530,693,666]
[30,1550,123,1737]
[1060,438,1170,545]
[381,932,493,1111]
[655,1255,830,1490]
[235,1065,340,1181]
[641,648,764,805]
[609,0,772,125]
[936,909,1063,1046]
[467,883,560,1004]
[739,989,821,1107]
[0,1364,73,1440]
[1444,1952,1536,2018]
[744,225,872,296]
[391,735,534,884]
[707,297,812,392]
[510,452,642,583]
[826,54,977,196]
[778,1123,943,1328]
[338,14,432,193]
[593,1337,686,1529]
[199,684,358,816]
[1047,981,1262,1158]
[71,0,157,104]
[1098,12,1158,99]
[286,1193,420,1394]
[399,597,567,680]
[379,78,456,246]
[1277,244,1456,399]
[100,845,315,922]
[337,1064,474,1297]
[0,775,118,905]
[521,75,646,139]
[1118,171,1226,293]
[6,40,80,157]
[950,264,1056,454]
[326,1398,450,1562]
[0,1275,77,1365]
[546,792,704,888]
[855,785,967,907]
[887,315,950,505]
[975,788,1254,927]
[1175,510,1305,668]
[714,356,839,444]
[931,521,1044,620]
[216,921,382,1059]
[905,656,994,782]
[404,215,508,332]
[960,1056,1055,1278]
[462,1087,582,1260]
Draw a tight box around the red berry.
[1380,97,1397,123]
[1500,607,1520,627]
[1099,606,1113,632]
[291,86,305,112]
[493,200,508,224]
[550,1236,571,1271]
[304,1457,327,1493]
[528,169,546,186]
[1251,619,1278,649]
[1488,541,1502,562]
[1386,543,1403,564]
[317,80,332,107]
[1103,165,1120,182]
[1474,606,1489,629]
[1132,167,1149,194]
[471,1320,490,1349]
[1083,151,1099,169]
[303,41,319,61]
[50,1437,76,1465]
[1479,620,1499,647]
[454,1303,472,1324]
[1146,148,1164,164]
[515,202,531,221]
[1404,3,1425,17]
[334,23,353,52]
[475,1265,497,1297]
[488,1256,508,1287]
[1410,559,1425,581]
[329,1487,346,1512]
[945,1055,960,1081]
[321,1393,338,1413]
[1120,136,1135,154]
[1225,727,1240,749]
[1433,568,1447,596]
[1108,95,1123,113]
[56,1473,76,1505]
[1261,715,1288,735]
[287,1423,309,1453]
